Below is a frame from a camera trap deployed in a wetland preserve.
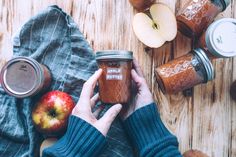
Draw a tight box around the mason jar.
[155,48,214,94]
[199,18,236,58]
[95,50,133,104]
[177,0,230,38]
[0,57,51,98]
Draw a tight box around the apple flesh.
[40,138,58,157]
[133,3,177,48]
[32,90,75,136]
[129,0,155,11]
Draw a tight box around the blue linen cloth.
[0,5,134,157]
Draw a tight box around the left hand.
[72,69,122,136]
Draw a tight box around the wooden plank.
[0,0,236,156]
[192,3,233,157]
[152,0,193,154]
[231,1,236,156]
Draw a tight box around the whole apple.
[32,90,75,136]
[183,150,209,157]
[129,0,155,11]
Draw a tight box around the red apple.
[32,90,75,136]
[183,150,209,157]
[129,0,155,11]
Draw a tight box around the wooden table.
[0,0,235,156]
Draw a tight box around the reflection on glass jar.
[95,51,133,104]
[155,48,214,94]
[176,0,230,37]
[0,57,51,98]
[199,18,236,58]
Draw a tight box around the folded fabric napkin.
[0,5,134,157]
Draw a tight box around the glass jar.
[176,0,230,38]
[199,18,236,58]
[95,50,133,104]
[0,57,51,98]
[155,48,214,94]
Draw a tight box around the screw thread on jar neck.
[193,48,215,82]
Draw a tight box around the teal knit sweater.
[43,103,182,157]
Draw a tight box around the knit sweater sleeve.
[123,103,182,157]
[42,115,106,157]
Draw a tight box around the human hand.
[72,69,122,136]
[121,59,154,119]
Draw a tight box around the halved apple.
[133,3,177,48]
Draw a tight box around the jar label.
[106,68,123,80]
[182,0,206,20]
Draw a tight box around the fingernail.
[116,104,122,110]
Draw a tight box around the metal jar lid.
[193,48,215,81]
[95,50,133,60]
[205,18,236,58]
[0,57,44,98]
[220,0,230,11]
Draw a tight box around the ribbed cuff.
[124,103,182,157]
[43,115,106,157]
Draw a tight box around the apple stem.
[145,9,160,30]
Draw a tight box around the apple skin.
[32,90,75,137]
[183,150,209,157]
[129,0,155,11]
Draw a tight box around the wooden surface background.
[0,0,235,156]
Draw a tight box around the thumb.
[97,104,122,135]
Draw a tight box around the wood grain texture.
[0,0,236,156]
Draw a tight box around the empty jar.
[0,57,51,98]
[199,18,236,58]
[155,48,214,94]
[176,0,230,37]
[95,50,133,104]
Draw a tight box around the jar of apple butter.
[199,18,236,58]
[155,48,214,94]
[177,0,230,37]
[0,57,51,98]
[95,50,133,104]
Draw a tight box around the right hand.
[121,59,154,119]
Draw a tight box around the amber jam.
[95,51,133,104]
[199,18,236,58]
[155,48,214,94]
[177,0,229,38]
[0,57,51,98]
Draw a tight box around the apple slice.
[133,3,177,48]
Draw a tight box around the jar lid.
[193,48,215,81]
[95,50,133,60]
[220,0,230,11]
[205,18,236,58]
[0,57,43,98]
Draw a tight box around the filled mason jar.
[0,57,51,98]
[199,18,236,58]
[95,50,133,104]
[176,0,230,38]
[155,48,214,94]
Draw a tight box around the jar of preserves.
[155,48,214,94]
[177,0,230,38]
[95,50,133,104]
[199,18,236,58]
[0,57,51,98]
